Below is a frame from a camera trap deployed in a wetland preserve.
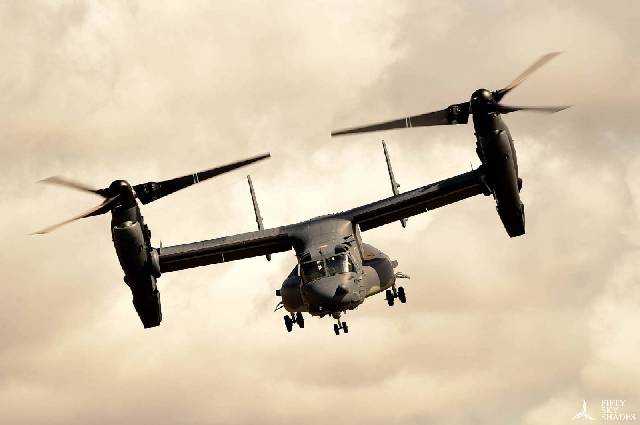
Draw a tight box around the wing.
[158,226,293,273]
[342,169,485,231]
[158,169,485,271]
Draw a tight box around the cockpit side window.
[347,255,356,273]
[300,260,326,283]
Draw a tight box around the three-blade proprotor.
[34,153,271,234]
[331,52,568,138]
[493,51,563,102]
[31,196,119,235]
[38,176,104,196]
[134,153,270,205]
[331,103,470,137]
[495,104,570,114]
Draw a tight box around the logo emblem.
[573,400,595,421]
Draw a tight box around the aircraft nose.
[303,275,356,307]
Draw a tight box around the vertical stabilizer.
[382,141,407,228]
[247,175,271,261]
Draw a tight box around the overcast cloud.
[0,1,639,424]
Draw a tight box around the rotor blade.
[496,104,570,114]
[331,103,469,137]
[31,195,119,235]
[133,153,271,205]
[496,52,562,100]
[38,176,104,196]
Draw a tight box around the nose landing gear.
[283,312,305,332]
[331,312,349,335]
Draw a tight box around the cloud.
[1,1,639,424]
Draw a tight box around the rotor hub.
[470,89,496,114]
[109,180,136,205]
[471,88,493,103]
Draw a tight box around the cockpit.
[300,253,356,284]
[300,259,325,283]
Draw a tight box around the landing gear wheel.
[397,286,406,303]
[284,315,293,332]
[333,323,340,335]
[386,289,395,306]
[296,312,305,328]
[342,322,349,333]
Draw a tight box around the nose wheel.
[331,312,349,335]
[283,312,304,332]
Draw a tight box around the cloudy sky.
[1,1,639,424]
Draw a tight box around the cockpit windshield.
[300,254,356,283]
[325,254,356,276]
[300,260,325,283]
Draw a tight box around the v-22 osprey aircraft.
[36,53,568,335]
[38,144,494,335]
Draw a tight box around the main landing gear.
[283,312,304,332]
[333,320,349,335]
[386,272,410,306]
[385,285,407,306]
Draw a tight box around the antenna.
[247,175,271,261]
[382,140,407,228]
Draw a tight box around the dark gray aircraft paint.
[331,52,569,237]
[36,146,485,334]
[34,154,271,328]
[35,53,568,335]
[158,158,484,334]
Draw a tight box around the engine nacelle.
[497,203,525,237]
[112,219,162,328]
[148,248,161,278]
[475,127,525,238]
[112,220,148,278]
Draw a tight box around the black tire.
[398,286,406,303]
[333,323,340,335]
[342,322,349,333]
[386,289,395,306]
[284,315,293,332]
[296,312,305,328]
